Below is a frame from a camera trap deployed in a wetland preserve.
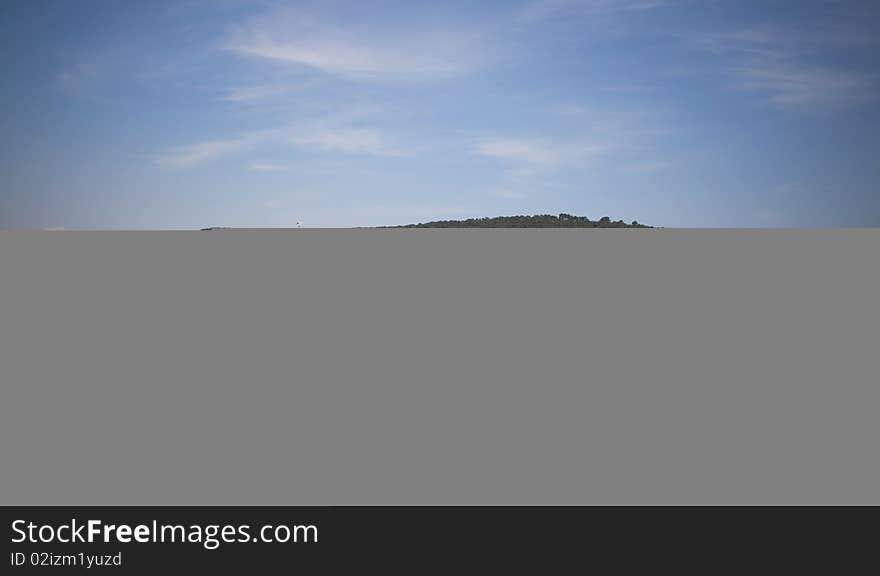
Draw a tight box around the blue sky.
[1,0,879,228]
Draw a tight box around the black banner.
[1,507,874,571]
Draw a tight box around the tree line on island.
[200,214,653,230]
[387,214,651,228]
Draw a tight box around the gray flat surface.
[1,229,878,505]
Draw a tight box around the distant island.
[387,214,651,228]
[200,214,653,230]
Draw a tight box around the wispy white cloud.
[290,127,409,157]
[733,62,873,107]
[686,26,876,108]
[551,103,589,116]
[517,0,671,22]
[225,8,482,82]
[474,138,562,166]
[249,161,294,173]
[156,134,265,167]
[157,123,408,168]
[473,137,606,167]
[219,82,318,103]
[472,100,675,196]
[472,136,610,201]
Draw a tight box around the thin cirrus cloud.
[473,137,607,167]
[472,136,611,200]
[733,62,874,107]
[224,8,482,82]
[517,0,672,22]
[686,26,876,108]
[219,83,304,103]
[156,134,263,168]
[289,127,409,157]
[249,162,294,173]
[157,126,407,168]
